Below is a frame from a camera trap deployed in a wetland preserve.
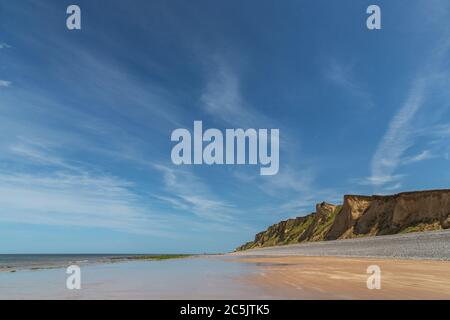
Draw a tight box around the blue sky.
[0,0,450,253]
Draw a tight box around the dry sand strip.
[230,230,450,299]
[232,229,450,260]
[236,256,450,299]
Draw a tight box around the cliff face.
[236,189,450,251]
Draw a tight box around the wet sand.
[0,256,266,299]
[235,256,450,299]
[1,255,449,299]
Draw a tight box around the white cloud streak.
[153,164,238,223]
[0,171,170,235]
[200,57,273,128]
[370,79,426,187]
[402,150,435,165]
[325,60,373,109]
[0,140,172,236]
[366,54,450,190]
[0,80,11,87]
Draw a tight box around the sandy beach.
[229,230,450,299]
[236,256,450,299]
[1,254,449,299]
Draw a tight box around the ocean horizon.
[0,254,196,272]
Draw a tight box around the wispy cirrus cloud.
[0,140,173,236]
[402,150,436,165]
[9,137,81,171]
[153,164,238,223]
[369,79,426,188]
[201,57,255,127]
[0,172,146,232]
[363,42,450,191]
[354,174,405,187]
[430,123,450,137]
[0,43,11,89]
[0,80,11,87]
[0,42,11,49]
[200,56,275,128]
[325,59,373,109]
[258,166,315,197]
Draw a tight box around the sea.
[0,255,265,299]
[0,254,165,272]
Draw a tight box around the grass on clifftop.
[399,222,442,234]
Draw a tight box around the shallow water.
[0,254,163,271]
[0,256,270,299]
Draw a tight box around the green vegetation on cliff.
[236,189,450,251]
[236,203,341,251]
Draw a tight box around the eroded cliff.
[236,189,450,251]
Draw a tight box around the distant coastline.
[0,254,193,273]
